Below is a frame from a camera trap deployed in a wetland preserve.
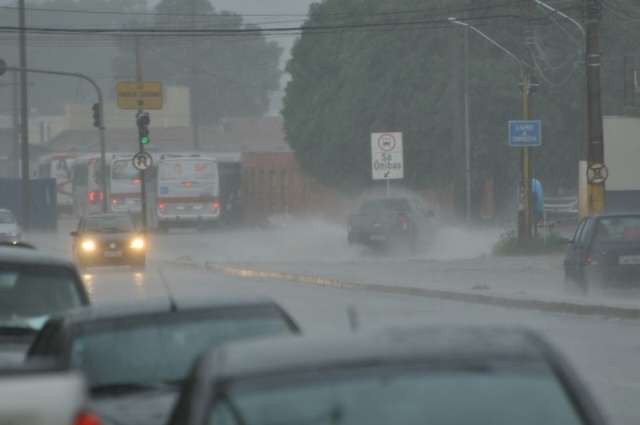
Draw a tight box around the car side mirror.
[70,231,78,237]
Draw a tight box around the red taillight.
[75,412,102,425]
[112,198,119,205]
[159,202,166,210]
[132,178,142,185]
[211,200,220,210]
[183,181,193,188]
[88,191,103,203]
[399,214,409,230]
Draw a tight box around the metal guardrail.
[544,196,578,215]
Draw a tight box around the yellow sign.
[116,81,163,110]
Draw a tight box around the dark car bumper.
[76,249,146,267]
[584,264,640,284]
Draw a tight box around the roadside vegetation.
[493,230,568,256]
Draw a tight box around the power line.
[0,14,542,38]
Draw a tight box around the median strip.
[164,259,640,320]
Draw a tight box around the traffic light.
[92,103,101,128]
[136,112,150,145]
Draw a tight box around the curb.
[162,259,640,321]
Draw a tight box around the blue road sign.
[508,120,542,147]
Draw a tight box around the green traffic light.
[140,136,150,145]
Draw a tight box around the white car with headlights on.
[71,213,146,270]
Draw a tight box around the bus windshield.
[112,160,139,181]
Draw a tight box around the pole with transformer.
[585,0,606,214]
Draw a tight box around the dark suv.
[564,214,640,289]
[348,196,435,252]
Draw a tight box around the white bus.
[157,153,220,230]
[37,153,78,214]
[71,154,106,217]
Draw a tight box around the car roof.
[0,247,77,269]
[203,326,554,380]
[52,296,289,328]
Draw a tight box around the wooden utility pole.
[585,0,606,214]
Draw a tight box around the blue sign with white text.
[508,120,542,147]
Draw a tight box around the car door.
[565,219,586,278]
[576,218,596,277]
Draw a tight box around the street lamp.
[448,17,537,240]
[533,0,585,36]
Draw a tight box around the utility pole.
[190,0,200,150]
[11,71,19,179]
[18,0,30,229]
[463,21,471,224]
[585,0,606,214]
[519,73,533,241]
[135,36,149,232]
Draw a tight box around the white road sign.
[371,132,404,180]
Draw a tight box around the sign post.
[371,132,404,196]
[509,118,542,241]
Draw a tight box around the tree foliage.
[282,0,640,213]
[112,0,283,125]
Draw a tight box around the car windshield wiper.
[90,382,169,396]
[0,325,38,336]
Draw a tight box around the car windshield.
[0,267,82,331]
[594,217,640,243]
[84,216,133,233]
[70,313,292,388]
[0,212,15,225]
[210,365,582,425]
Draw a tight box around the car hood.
[0,224,19,235]
[84,233,136,242]
[91,390,178,425]
[0,342,29,365]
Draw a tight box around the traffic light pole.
[135,37,149,232]
[4,65,108,213]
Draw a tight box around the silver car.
[0,209,21,243]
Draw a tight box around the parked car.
[348,196,435,252]
[71,213,147,270]
[27,297,300,425]
[0,365,93,425]
[0,209,21,243]
[169,326,606,425]
[564,213,640,290]
[0,247,90,364]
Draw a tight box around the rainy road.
[29,220,640,425]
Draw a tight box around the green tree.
[112,0,283,126]
[283,0,640,214]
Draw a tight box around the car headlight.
[81,239,96,252]
[129,237,145,250]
